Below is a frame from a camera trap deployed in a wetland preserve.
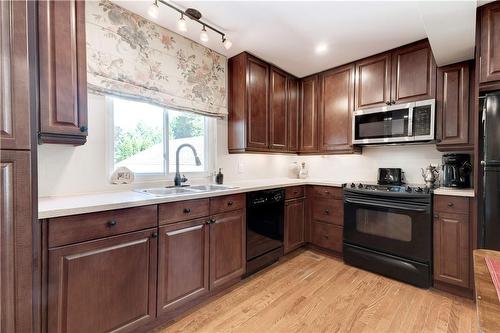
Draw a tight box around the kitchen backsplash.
[38,94,447,197]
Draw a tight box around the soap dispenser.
[215,168,224,184]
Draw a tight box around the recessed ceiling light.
[315,43,328,54]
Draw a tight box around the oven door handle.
[344,198,429,212]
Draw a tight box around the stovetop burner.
[343,182,432,195]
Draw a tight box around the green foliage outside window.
[114,121,162,163]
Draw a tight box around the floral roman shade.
[85,0,227,117]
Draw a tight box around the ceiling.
[113,0,482,78]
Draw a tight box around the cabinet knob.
[183,208,191,214]
[293,191,299,195]
[434,213,439,219]
[324,209,330,215]
[391,100,396,105]
[107,220,117,227]
[447,202,454,207]
[385,101,391,105]
[227,200,234,206]
[80,125,87,132]
[323,234,329,239]
[208,218,216,224]
[151,232,158,238]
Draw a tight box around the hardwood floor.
[156,250,477,333]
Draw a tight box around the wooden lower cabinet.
[310,221,343,254]
[433,211,470,289]
[47,229,158,333]
[157,219,209,316]
[210,210,246,289]
[284,198,305,254]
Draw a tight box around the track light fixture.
[148,0,232,50]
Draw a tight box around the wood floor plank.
[157,250,477,333]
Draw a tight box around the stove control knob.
[350,183,356,188]
[416,187,423,193]
[358,183,364,189]
[405,186,412,192]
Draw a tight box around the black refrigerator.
[480,91,500,250]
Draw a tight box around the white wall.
[38,93,446,197]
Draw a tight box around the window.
[108,96,214,179]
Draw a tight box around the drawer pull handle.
[325,191,330,195]
[324,209,330,215]
[107,220,117,227]
[447,202,454,207]
[183,208,191,214]
[227,201,234,206]
[208,218,216,224]
[323,235,329,239]
[293,191,299,194]
[151,232,158,238]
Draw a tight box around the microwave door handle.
[408,106,414,137]
[345,197,427,212]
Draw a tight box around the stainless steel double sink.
[135,184,237,197]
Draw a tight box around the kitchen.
[2,0,500,332]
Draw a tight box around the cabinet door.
[247,56,269,149]
[318,64,355,152]
[0,0,31,150]
[284,198,305,254]
[287,77,299,152]
[300,75,318,152]
[436,62,471,148]
[47,229,158,333]
[210,210,245,289]
[269,67,288,151]
[1,150,33,333]
[355,53,391,109]
[38,0,88,145]
[433,212,469,288]
[480,2,500,83]
[391,41,436,104]
[157,219,209,316]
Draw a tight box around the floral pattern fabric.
[86,0,227,117]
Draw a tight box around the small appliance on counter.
[442,154,472,188]
[377,168,404,185]
[421,164,440,188]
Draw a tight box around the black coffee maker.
[442,154,472,188]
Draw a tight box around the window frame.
[105,96,216,183]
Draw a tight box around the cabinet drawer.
[285,186,305,200]
[210,194,245,215]
[434,196,469,214]
[48,205,157,248]
[159,198,210,225]
[309,186,342,199]
[311,199,343,225]
[310,221,343,253]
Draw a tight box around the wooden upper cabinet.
[47,229,158,333]
[436,62,472,151]
[157,219,209,317]
[391,40,436,104]
[355,53,391,109]
[480,2,500,84]
[0,1,31,150]
[38,0,88,145]
[300,75,318,153]
[269,67,288,151]
[209,210,245,289]
[287,77,299,152]
[318,64,356,153]
[247,56,269,149]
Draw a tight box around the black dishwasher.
[246,188,285,276]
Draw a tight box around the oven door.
[352,103,414,144]
[343,191,431,263]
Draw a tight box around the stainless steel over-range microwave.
[352,99,435,145]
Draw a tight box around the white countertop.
[38,178,343,219]
[433,187,475,198]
